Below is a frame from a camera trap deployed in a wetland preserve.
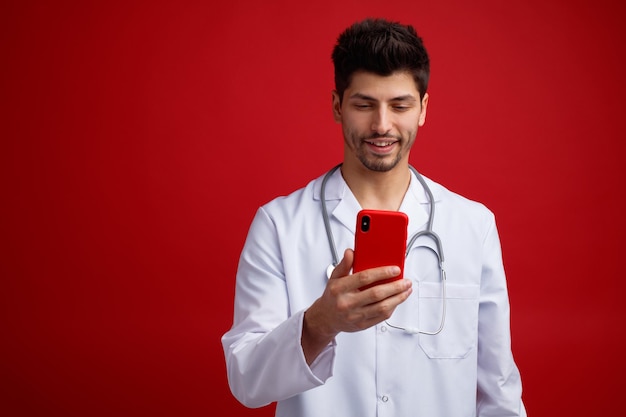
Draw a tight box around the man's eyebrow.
[348,93,418,102]
[390,94,418,102]
[348,93,377,101]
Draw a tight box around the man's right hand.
[301,248,412,365]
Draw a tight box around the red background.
[2,0,625,415]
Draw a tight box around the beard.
[358,150,402,172]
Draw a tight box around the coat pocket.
[417,282,480,359]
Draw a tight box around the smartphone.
[353,209,408,290]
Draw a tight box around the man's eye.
[393,106,410,111]
[354,103,372,109]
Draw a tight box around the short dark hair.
[331,18,430,102]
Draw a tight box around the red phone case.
[353,209,408,289]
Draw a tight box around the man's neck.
[341,161,411,211]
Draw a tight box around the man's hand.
[301,248,412,364]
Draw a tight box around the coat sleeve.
[476,214,527,417]
[221,207,335,408]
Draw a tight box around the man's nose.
[371,108,392,134]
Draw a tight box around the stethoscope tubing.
[320,163,447,335]
[321,163,445,265]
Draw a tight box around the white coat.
[222,166,526,417]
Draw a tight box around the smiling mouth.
[364,136,400,149]
[365,140,397,147]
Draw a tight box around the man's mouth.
[362,138,399,155]
[365,140,397,147]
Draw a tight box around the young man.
[222,18,526,416]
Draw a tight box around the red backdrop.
[2,0,625,415]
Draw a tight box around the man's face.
[332,70,428,172]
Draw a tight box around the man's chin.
[360,157,400,172]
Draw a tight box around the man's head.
[332,18,430,104]
[331,19,430,173]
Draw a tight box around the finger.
[361,278,412,305]
[329,248,354,280]
[360,283,413,320]
[355,265,402,291]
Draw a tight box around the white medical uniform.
[222,167,526,417]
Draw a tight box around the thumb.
[329,248,354,280]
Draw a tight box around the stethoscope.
[320,163,447,335]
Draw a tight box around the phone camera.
[361,215,370,232]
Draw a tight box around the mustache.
[363,133,401,140]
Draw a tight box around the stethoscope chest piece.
[326,264,335,279]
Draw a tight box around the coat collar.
[313,165,441,237]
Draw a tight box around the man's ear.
[331,90,342,123]
[418,93,429,127]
